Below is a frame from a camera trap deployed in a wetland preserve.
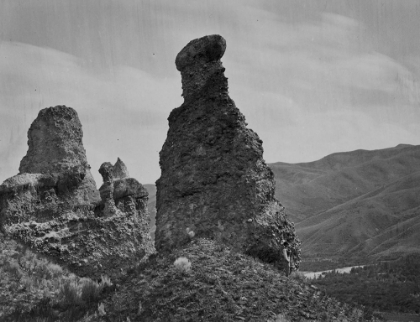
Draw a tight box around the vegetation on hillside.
[1,232,379,321]
[0,234,113,321]
[311,255,420,315]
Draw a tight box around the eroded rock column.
[156,35,300,268]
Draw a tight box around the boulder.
[156,35,301,270]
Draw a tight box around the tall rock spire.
[156,35,300,269]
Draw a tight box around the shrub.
[81,278,101,304]
[100,275,112,288]
[174,257,191,273]
[290,271,308,284]
[186,227,195,238]
[98,303,106,316]
[45,263,63,279]
[272,314,291,322]
[59,279,82,306]
[6,261,23,278]
[58,275,112,307]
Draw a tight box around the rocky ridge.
[155,34,300,270]
[97,238,364,322]
[0,106,153,279]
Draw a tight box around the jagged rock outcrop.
[0,106,153,278]
[95,157,154,252]
[96,158,154,257]
[156,35,301,269]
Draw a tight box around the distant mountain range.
[145,144,420,262]
[270,144,420,262]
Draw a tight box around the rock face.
[19,105,99,204]
[0,106,153,278]
[156,35,301,269]
[97,159,150,224]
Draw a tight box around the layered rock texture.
[0,106,153,278]
[156,35,300,269]
[96,158,153,253]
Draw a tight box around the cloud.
[220,10,420,159]
[0,41,181,184]
[1,3,419,185]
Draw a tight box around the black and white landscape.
[1,1,419,321]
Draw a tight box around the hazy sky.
[1,0,419,185]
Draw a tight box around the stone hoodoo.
[0,106,153,278]
[98,158,150,222]
[19,105,99,204]
[156,35,300,269]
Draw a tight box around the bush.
[290,271,308,283]
[100,275,112,288]
[6,261,23,278]
[59,279,82,306]
[44,263,63,279]
[174,257,191,273]
[56,274,113,309]
[81,278,101,304]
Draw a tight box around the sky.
[0,0,419,186]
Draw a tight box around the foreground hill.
[84,238,364,322]
[1,236,366,321]
[269,144,420,262]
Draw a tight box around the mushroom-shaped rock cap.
[175,34,226,71]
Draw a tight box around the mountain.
[269,144,420,261]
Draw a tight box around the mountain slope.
[296,171,420,259]
[269,144,420,261]
[270,144,420,222]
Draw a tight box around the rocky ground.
[82,239,366,322]
[1,236,370,321]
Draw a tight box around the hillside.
[270,144,420,221]
[0,235,367,321]
[81,239,366,322]
[311,255,420,316]
[296,171,420,260]
[269,144,420,262]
